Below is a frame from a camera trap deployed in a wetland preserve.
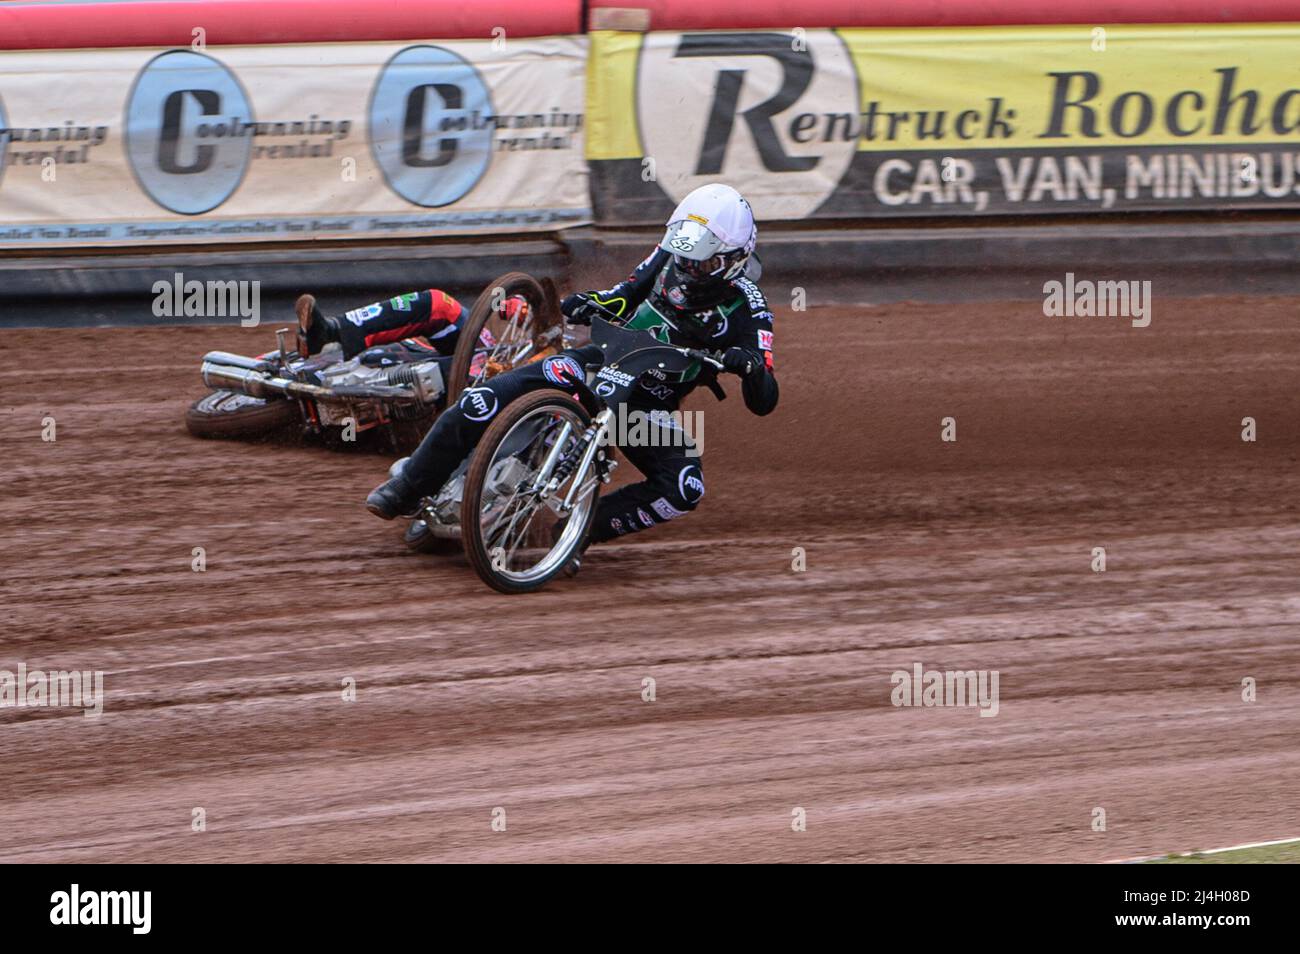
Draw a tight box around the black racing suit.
[334,289,466,359]
[401,246,779,543]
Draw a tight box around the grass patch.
[1146,840,1300,864]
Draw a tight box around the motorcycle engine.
[316,355,445,404]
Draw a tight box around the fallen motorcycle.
[398,296,725,593]
[185,272,564,452]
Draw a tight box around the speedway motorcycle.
[397,296,726,594]
[185,272,564,451]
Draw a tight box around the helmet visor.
[662,219,726,262]
[673,252,731,279]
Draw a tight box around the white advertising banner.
[0,37,589,247]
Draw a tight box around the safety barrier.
[2,0,1300,248]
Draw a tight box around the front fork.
[534,408,616,515]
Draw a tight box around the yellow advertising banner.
[840,24,1300,150]
[586,24,1300,221]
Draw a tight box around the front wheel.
[460,390,600,594]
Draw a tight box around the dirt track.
[2,296,1298,863]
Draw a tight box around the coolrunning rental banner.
[586,24,1300,223]
[0,38,588,247]
[5,22,1300,245]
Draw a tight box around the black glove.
[721,347,756,377]
[561,292,599,325]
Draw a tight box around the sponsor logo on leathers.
[678,464,705,504]
[542,354,584,386]
[345,303,384,325]
[735,277,768,314]
[651,496,687,520]
[459,386,498,421]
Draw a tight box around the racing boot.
[365,469,422,520]
[296,293,341,357]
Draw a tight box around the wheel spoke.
[484,483,530,546]
[491,495,541,565]
[506,505,544,565]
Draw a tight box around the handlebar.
[572,294,725,370]
[682,348,725,370]
[571,295,624,324]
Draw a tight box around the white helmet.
[661,183,757,282]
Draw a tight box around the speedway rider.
[294,287,526,359]
[364,182,779,548]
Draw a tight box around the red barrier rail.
[3,0,1298,51]
[589,0,1300,29]
[0,0,582,50]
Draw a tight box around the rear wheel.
[185,389,298,439]
[447,272,562,406]
[460,390,599,594]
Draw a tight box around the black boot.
[365,471,421,520]
[295,293,340,356]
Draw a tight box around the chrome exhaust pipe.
[200,361,334,401]
[201,350,274,373]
